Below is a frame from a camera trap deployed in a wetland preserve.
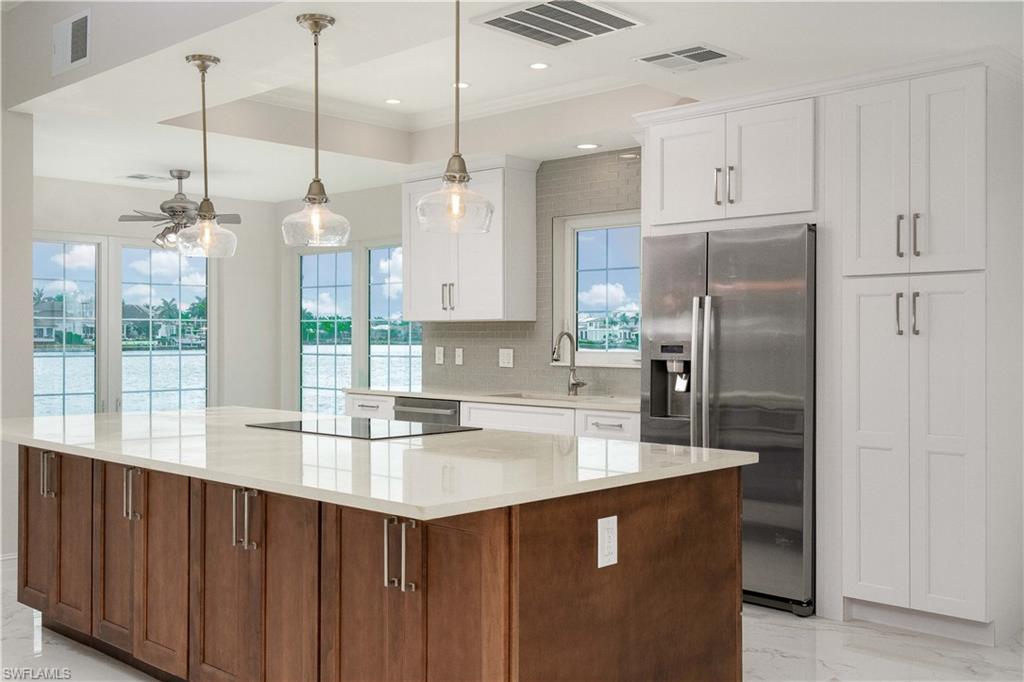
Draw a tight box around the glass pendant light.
[416,0,493,234]
[178,55,238,258]
[282,14,351,247]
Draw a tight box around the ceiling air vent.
[51,10,90,76]
[477,2,640,47]
[638,44,745,73]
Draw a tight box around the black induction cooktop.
[246,416,481,441]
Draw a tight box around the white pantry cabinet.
[644,98,814,226]
[840,67,986,276]
[842,272,987,621]
[401,159,537,322]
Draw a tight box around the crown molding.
[633,47,1022,127]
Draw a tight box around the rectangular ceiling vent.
[637,44,745,73]
[51,9,90,76]
[477,2,640,47]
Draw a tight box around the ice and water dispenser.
[647,342,692,419]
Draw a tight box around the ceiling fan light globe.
[178,217,237,258]
[416,179,493,234]
[281,201,351,247]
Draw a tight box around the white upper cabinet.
[402,161,537,322]
[841,67,985,275]
[724,98,815,218]
[644,98,815,226]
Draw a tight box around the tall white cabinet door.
[842,277,911,607]
[644,116,726,225]
[909,68,986,273]
[908,273,987,621]
[402,177,455,321]
[724,98,815,218]
[452,168,505,320]
[840,82,911,276]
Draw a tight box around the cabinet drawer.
[343,395,395,420]
[575,410,640,441]
[460,402,575,436]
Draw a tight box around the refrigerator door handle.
[702,295,713,448]
[690,296,702,447]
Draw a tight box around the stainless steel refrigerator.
[640,224,815,616]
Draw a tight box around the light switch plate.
[597,515,618,568]
[498,348,514,368]
[434,346,444,365]
[455,348,464,365]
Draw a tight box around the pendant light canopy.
[282,14,351,248]
[416,0,494,234]
[178,55,238,259]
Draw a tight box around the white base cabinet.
[842,272,987,621]
[460,402,576,436]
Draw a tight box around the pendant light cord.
[453,0,460,156]
[200,68,209,200]
[314,30,320,182]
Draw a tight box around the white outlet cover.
[455,348,464,365]
[498,348,514,368]
[434,346,445,364]
[597,515,618,568]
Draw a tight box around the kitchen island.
[2,406,757,682]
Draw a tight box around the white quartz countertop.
[1,407,756,520]
[344,388,641,413]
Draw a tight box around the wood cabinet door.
[403,176,456,322]
[644,116,726,225]
[423,510,509,682]
[452,168,505,321]
[724,98,815,218]
[321,506,392,682]
[841,277,911,607]
[134,469,190,677]
[839,81,911,276]
[909,67,986,273]
[258,492,319,682]
[189,480,259,682]
[49,453,93,633]
[92,462,134,652]
[908,273,987,620]
[18,447,56,613]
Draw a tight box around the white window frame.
[31,232,221,413]
[551,210,642,369]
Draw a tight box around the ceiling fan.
[118,169,241,248]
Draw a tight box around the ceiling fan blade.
[134,209,169,219]
[215,213,242,224]
[119,214,165,222]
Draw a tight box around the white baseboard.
[845,598,996,646]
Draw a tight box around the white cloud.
[303,290,349,318]
[180,271,206,286]
[122,284,153,306]
[41,280,78,297]
[579,282,628,309]
[377,249,404,299]
[51,244,96,271]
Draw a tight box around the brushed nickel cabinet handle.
[912,212,921,257]
[911,292,920,335]
[726,166,736,204]
[40,452,55,498]
[441,283,448,311]
[896,292,904,336]
[400,519,417,593]
[896,214,905,258]
[384,517,398,588]
[127,468,140,520]
[591,421,624,430]
[356,403,380,410]
[713,167,722,206]
[123,466,130,519]
[231,488,239,547]
[242,489,258,551]
[448,282,456,311]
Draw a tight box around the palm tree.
[156,298,179,320]
[185,296,207,320]
[33,288,44,304]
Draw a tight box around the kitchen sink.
[486,392,624,402]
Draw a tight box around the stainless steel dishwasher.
[393,396,461,425]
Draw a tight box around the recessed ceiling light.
[453,82,470,89]
[530,62,549,70]
[385,98,402,105]
[576,143,600,150]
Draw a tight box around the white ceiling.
[21,1,1024,202]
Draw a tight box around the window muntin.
[368,246,422,391]
[300,251,354,414]
[575,225,641,353]
[32,241,98,416]
[120,248,208,413]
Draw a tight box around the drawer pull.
[400,519,417,593]
[591,421,624,430]
[384,517,399,588]
[356,403,380,410]
[394,406,456,416]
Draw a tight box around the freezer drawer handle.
[896,214,905,258]
[400,519,417,592]
[384,517,399,588]
[895,292,904,336]
[591,421,624,430]
[395,406,457,416]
